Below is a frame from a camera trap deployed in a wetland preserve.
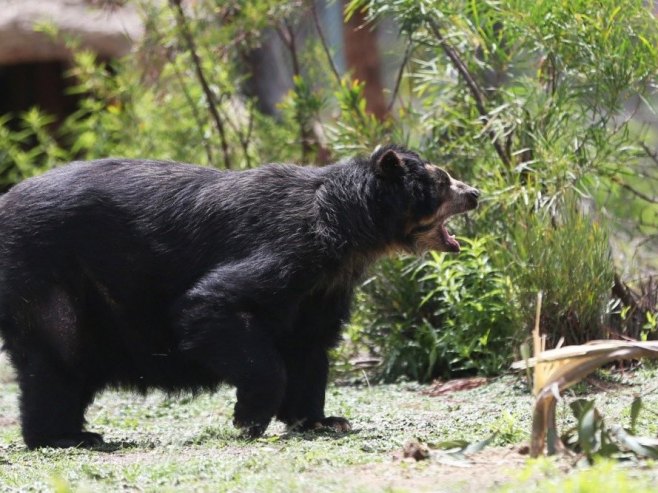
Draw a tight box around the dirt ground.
[327,447,532,492]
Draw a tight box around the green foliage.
[508,194,615,344]
[1,0,657,381]
[0,110,70,190]
[1,1,316,182]
[343,0,658,375]
[562,396,658,463]
[353,237,521,381]
[328,79,393,155]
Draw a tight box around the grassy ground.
[1,355,658,492]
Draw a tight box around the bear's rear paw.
[25,431,105,450]
[314,416,351,432]
[291,416,351,433]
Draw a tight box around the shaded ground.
[1,355,658,492]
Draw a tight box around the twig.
[427,18,511,168]
[276,19,313,162]
[610,176,658,204]
[164,50,214,164]
[220,100,255,169]
[170,0,232,168]
[641,142,658,167]
[309,0,341,86]
[636,233,658,249]
[612,272,642,325]
[387,38,413,113]
[172,66,215,165]
[148,20,215,164]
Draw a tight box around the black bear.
[0,145,479,449]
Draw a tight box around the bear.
[0,145,479,449]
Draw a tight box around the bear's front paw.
[233,418,269,439]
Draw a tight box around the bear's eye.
[426,165,450,187]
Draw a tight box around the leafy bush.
[0,110,70,190]
[352,237,521,382]
[342,0,658,369]
[508,194,614,345]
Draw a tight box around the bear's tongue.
[439,224,460,252]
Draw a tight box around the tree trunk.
[342,2,388,120]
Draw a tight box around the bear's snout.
[464,187,480,209]
[450,179,480,212]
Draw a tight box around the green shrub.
[508,194,614,345]
[352,236,521,382]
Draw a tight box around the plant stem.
[387,38,413,113]
[170,0,232,169]
[276,19,313,162]
[309,0,342,86]
[427,18,511,168]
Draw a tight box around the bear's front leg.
[277,345,351,433]
[276,293,354,433]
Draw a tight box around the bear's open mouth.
[438,223,460,252]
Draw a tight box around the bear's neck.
[314,165,400,261]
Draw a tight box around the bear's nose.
[468,188,480,199]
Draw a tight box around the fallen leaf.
[422,377,488,397]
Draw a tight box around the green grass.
[1,359,658,492]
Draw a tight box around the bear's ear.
[374,149,404,179]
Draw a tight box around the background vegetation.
[1,0,658,381]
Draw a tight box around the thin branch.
[387,38,413,113]
[427,18,511,168]
[170,0,232,168]
[244,102,255,165]
[148,21,215,164]
[641,142,658,167]
[220,100,254,169]
[172,65,214,165]
[636,233,658,249]
[610,176,658,204]
[276,19,312,162]
[309,0,341,85]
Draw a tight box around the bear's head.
[370,145,479,253]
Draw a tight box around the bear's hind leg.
[18,354,101,449]
[183,325,287,439]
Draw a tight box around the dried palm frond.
[512,293,658,457]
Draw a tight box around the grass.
[1,358,658,492]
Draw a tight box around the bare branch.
[427,18,511,168]
[170,0,232,169]
[171,64,214,165]
[611,176,658,204]
[387,38,412,113]
[148,20,215,164]
[276,19,313,162]
[641,142,658,167]
[309,0,341,86]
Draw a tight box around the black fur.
[0,145,478,448]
